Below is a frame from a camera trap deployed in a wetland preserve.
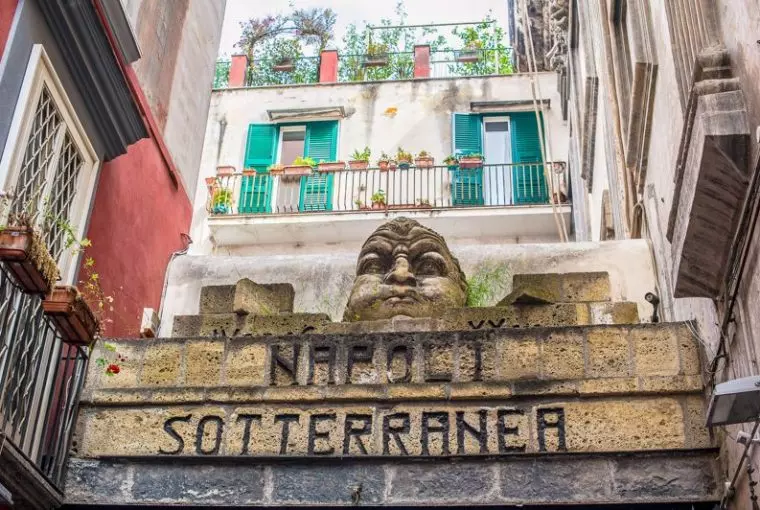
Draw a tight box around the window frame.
[0,45,100,284]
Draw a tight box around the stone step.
[498,272,612,305]
[199,279,294,315]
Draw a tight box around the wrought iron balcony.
[0,264,88,504]
[205,162,565,217]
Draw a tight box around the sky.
[218,0,510,57]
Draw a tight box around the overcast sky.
[218,0,510,57]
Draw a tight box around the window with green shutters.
[299,121,337,211]
[451,113,484,206]
[241,124,277,213]
[509,112,547,204]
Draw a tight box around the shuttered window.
[299,121,337,211]
[451,113,484,206]
[241,124,277,213]
[509,112,547,204]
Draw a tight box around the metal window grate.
[45,133,83,260]
[11,86,62,220]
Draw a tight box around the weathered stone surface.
[507,272,611,303]
[388,463,495,502]
[498,284,555,305]
[141,342,183,386]
[64,453,721,506]
[252,313,331,336]
[233,278,281,316]
[199,284,236,314]
[261,283,296,313]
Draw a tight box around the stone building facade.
[510,1,760,508]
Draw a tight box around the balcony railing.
[430,48,514,78]
[0,265,88,488]
[206,162,565,217]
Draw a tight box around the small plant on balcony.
[416,198,432,208]
[267,164,285,175]
[443,155,459,169]
[415,150,435,168]
[371,189,386,209]
[458,153,484,168]
[377,151,396,172]
[354,199,364,209]
[242,167,257,177]
[363,42,389,67]
[396,147,413,169]
[349,147,371,170]
[0,191,60,294]
[211,187,233,214]
[282,157,316,180]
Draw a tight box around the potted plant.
[283,156,316,178]
[371,189,386,209]
[363,42,389,67]
[42,285,99,346]
[349,147,371,170]
[415,150,435,168]
[458,153,484,168]
[242,167,257,177]
[377,151,396,172]
[216,165,235,176]
[268,164,285,176]
[354,199,364,209]
[443,155,458,169]
[211,188,233,214]
[457,40,483,63]
[273,56,295,72]
[0,191,60,295]
[317,160,347,172]
[396,147,413,169]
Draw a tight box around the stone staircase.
[65,271,719,507]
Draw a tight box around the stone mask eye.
[359,258,387,275]
[415,257,444,277]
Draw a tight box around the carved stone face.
[343,218,467,321]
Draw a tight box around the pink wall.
[0,0,18,59]
[83,137,191,337]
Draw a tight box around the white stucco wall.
[159,238,657,337]
[190,73,568,254]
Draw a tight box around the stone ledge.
[86,322,701,394]
[65,450,720,506]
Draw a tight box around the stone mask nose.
[384,256,417,286]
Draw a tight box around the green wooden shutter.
[510,112,548,204]
[451,114,484,206]
[241,124,277,213]
[452,113,482,156]
[299,121,338,211]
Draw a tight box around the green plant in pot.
[443,155,458,169]
[371,189,386,209]
[349,147,371,170]
[291,156,317,168]
[377,151,395,171]
[212,188,233,214]
[396,147,413,169]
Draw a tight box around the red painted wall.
[0,0,18,59]
[83,137,191,337]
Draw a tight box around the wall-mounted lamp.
[706,375,760,427]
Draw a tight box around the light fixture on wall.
[706,375,760,427]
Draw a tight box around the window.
[242,121,338,213]
[0,45,99,283]
[451,112,547,205]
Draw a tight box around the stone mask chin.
[343,219,467,322]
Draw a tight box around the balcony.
[214,47,515,89]
[0,265,88,507]
[205,163,571,247]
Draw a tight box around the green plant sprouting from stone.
[466,262,512,307]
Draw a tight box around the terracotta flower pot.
[378,160,390,172]
[415,157,435,168]
[458,157,484,169]
[42,286,99,346]
[371,202,385,210]
[216,166,235,176]
[242,169,256,177]
[348,160,370,171]
[363,55,388,67]
[204,176,217,187]
[0,227,57,294]
[317,162,346,172]
[268,166,284,176]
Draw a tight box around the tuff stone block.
[252,313,331,336]
[185,341,224,385]
[140,343,183,386]
[507,272,611,303]
[589,301,639,324]
[272,464,384,504]
[233,279,281,316]
[631,326,680,376]
[199,284,236,314]
[388,463,495,502]
[542,330,585,379]
[586,328,631,378]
